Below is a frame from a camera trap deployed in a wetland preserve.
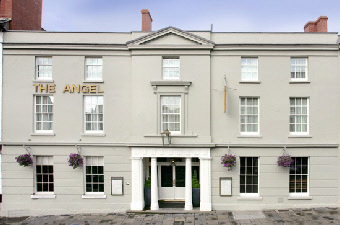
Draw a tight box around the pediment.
[127,27,214,48]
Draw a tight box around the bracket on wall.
[152,86,157,94]
[23,145,31,154]
[76,144,81,155]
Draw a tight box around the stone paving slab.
[0,207,339,225]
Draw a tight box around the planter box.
[192,188,200,207]
[144,187,151,207]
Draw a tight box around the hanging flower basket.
[15,154,33,167]
[277,155,294,167]
[221,154,237,171]
[68,153,83,169]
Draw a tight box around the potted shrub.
[221,154,237,171]
[68,153,83,169]
[15,154,33,167]
[277,155,294,167]
[144,175,151,208]
[192,170,200,207]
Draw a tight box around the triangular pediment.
[127,27,214,47]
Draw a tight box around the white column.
[150,157,159,210]
[130,157,144,210]
[185,157,193,210]
[200,157,212,211]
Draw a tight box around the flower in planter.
[68,153,83,169]
[15,154,33,167]
[277,155,294,167]
[221,154,237,171]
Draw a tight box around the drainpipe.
[0,31,3,196]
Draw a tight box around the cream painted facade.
[1,27,339,216]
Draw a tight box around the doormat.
[159,202,185,208]
[232,211,266,220]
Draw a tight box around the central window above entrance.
[161,96,181,134]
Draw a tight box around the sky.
[42,0,340,33]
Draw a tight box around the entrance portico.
[130,148,211,211]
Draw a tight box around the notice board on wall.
[111,177,124,195]
[220,177,232,196]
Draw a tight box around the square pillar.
[200,157,212,211]
[185,157,193,210]
[130,157,144,210]
[151,157,159,210]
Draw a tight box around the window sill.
[289,81,310,84]
[82,194,107,199]
[33,80,54,83]
[237,196,263,201]
[31,133,55,136]
[288,135,312,138]
[144,134,198,138]
[237,135,262,138]
[239,81,261,84]
[83,80,104,83]
[81,133,106,137]
[150,80,192,86]
[31,194,56,199]
[288,196,312,200]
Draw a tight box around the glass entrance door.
[159,164,185,200]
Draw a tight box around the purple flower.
[277,155,294,167]
[15,154,33,167]
[221,154,237,170]
[68,153,83,169]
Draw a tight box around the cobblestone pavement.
[0,207,339,225]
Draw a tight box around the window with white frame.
[161,96,181,134]
[289,157,308,195]
[84,96,104,132]
[240,97,259,134]
[85,58,103,81]
[289,98,309,134]
[240,157,259,196]
[35,156,54,193]
[85,156,104,193]
[163,58,180,80]
[36,57,52,80]
[241,58,258,81]
[290,58,308,81]
[35,95,54,133]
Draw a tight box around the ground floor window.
[289,157,308,195]
[240,157,259,196]
[85,156,104,193]
[36,156,54,193]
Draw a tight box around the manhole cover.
[232,211,266,220]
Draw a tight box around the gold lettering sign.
[34,84,104,93]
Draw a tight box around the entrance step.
[127,207,202,214]
[159,201,184,208]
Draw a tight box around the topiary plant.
[192,170,200,188]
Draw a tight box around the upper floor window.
[163,58,180,80]
[84,96,104,133]
[85,58,103,81]
[290,58,308,81]
[36,57,52,80]
[35,156,54,193]
[240,97,259,135]
[161,96,181,134]
[240,157,259,196]
[241,58,258,81]
[290,98,309,135]
[289,157,308,196]
[35,95,54,133]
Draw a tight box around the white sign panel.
[111,177,123,195]
[220,177,232,196]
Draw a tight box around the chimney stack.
[304,16,328,32]
[0,0,43,30]
[141,9,152,32]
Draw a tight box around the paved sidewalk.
[0,207,339,225]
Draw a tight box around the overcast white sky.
[42,0,340,33]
